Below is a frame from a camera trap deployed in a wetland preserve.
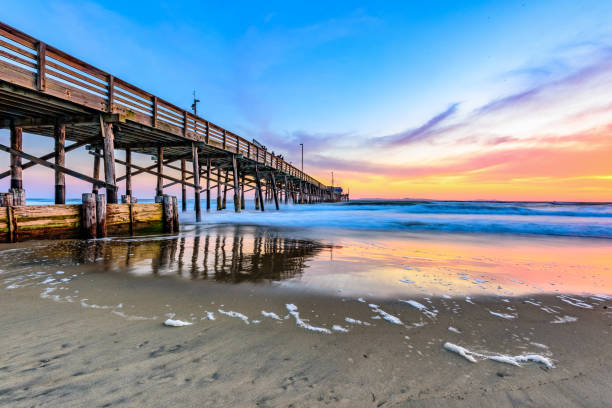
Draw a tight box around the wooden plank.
[0,48,36,68]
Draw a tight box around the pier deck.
[0,21,347,239]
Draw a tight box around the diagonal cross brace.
[89,150,200,190]
[0,143,112,188]
[0,138,96,180]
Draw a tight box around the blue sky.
[1,1,612,199]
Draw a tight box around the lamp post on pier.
[299,143,304,174]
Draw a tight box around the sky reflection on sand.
[1,224,610,298]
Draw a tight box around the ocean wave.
[180,200,612,239]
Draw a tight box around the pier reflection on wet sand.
[5,225,331,284]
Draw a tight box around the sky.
[1,0,612,201]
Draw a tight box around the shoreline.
[1,275,610,407]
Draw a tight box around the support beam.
[216,168,222,211]
[54,121,66,204]
[92,147,100,195]
[222,170,228,209]
[206,157,211,211]
[9,124,22,190]
[255,166,265,212]
[116,154,189,182]
[284,175,289,205]
[125,148,132,198]
[181,159,187,212]
[232,155,241,213]
[0,139,92,180]
[88,151,200,189]
[240,173,245,210]
[156,147,164,197]
[100,117,118,203]
[192,143,201,222]
[271,173,279,210]
[0,144,112,188]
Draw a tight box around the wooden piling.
[9,124,22,191]
[206,157,211,211]
[92,147,100,195]
[232,155,241,213]
[191,143,201,222]
[217,168,222,211]
[271,173,280,210]
[222,170,228,209]
[82,193,97,239]
[240,173,245,210]
[96,193,107,238]
[54,121,66,204]
[162,195,173,233]
[254,189,260,211]
[255,167,265,212]
[156,146,164,197]
[180,159,187,212]
[100,118,117,204]
[284,175,289,205]
[125,147,132,199]
[172,196,179,232]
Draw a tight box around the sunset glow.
[1,1,611,201]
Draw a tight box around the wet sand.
[1,226,611,407]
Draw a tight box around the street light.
[299,143,304,173]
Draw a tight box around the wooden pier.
[0,22,348,242]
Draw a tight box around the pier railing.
[0,22,324,189]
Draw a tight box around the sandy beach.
[1,220,611,407]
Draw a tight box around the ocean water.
[180,199,612,239]
[27,198,612,238]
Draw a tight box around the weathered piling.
[206,157,211,211]
[82,193,97,239]
[192,143,201,222]
[162,195,173,233]
[96,193,107,238]
[54,121,66,204]
[125,147,132,199]
[232,155,241,213]
[171,196,179,232]
[180,159,187,212]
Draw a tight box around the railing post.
[205,121,210,144]
[152,96,158,128]
[183,111,188,137]
[222,130,226,150]
[107,75,114,113]
[36,41,46,91]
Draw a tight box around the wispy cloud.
[374,102,460,146]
